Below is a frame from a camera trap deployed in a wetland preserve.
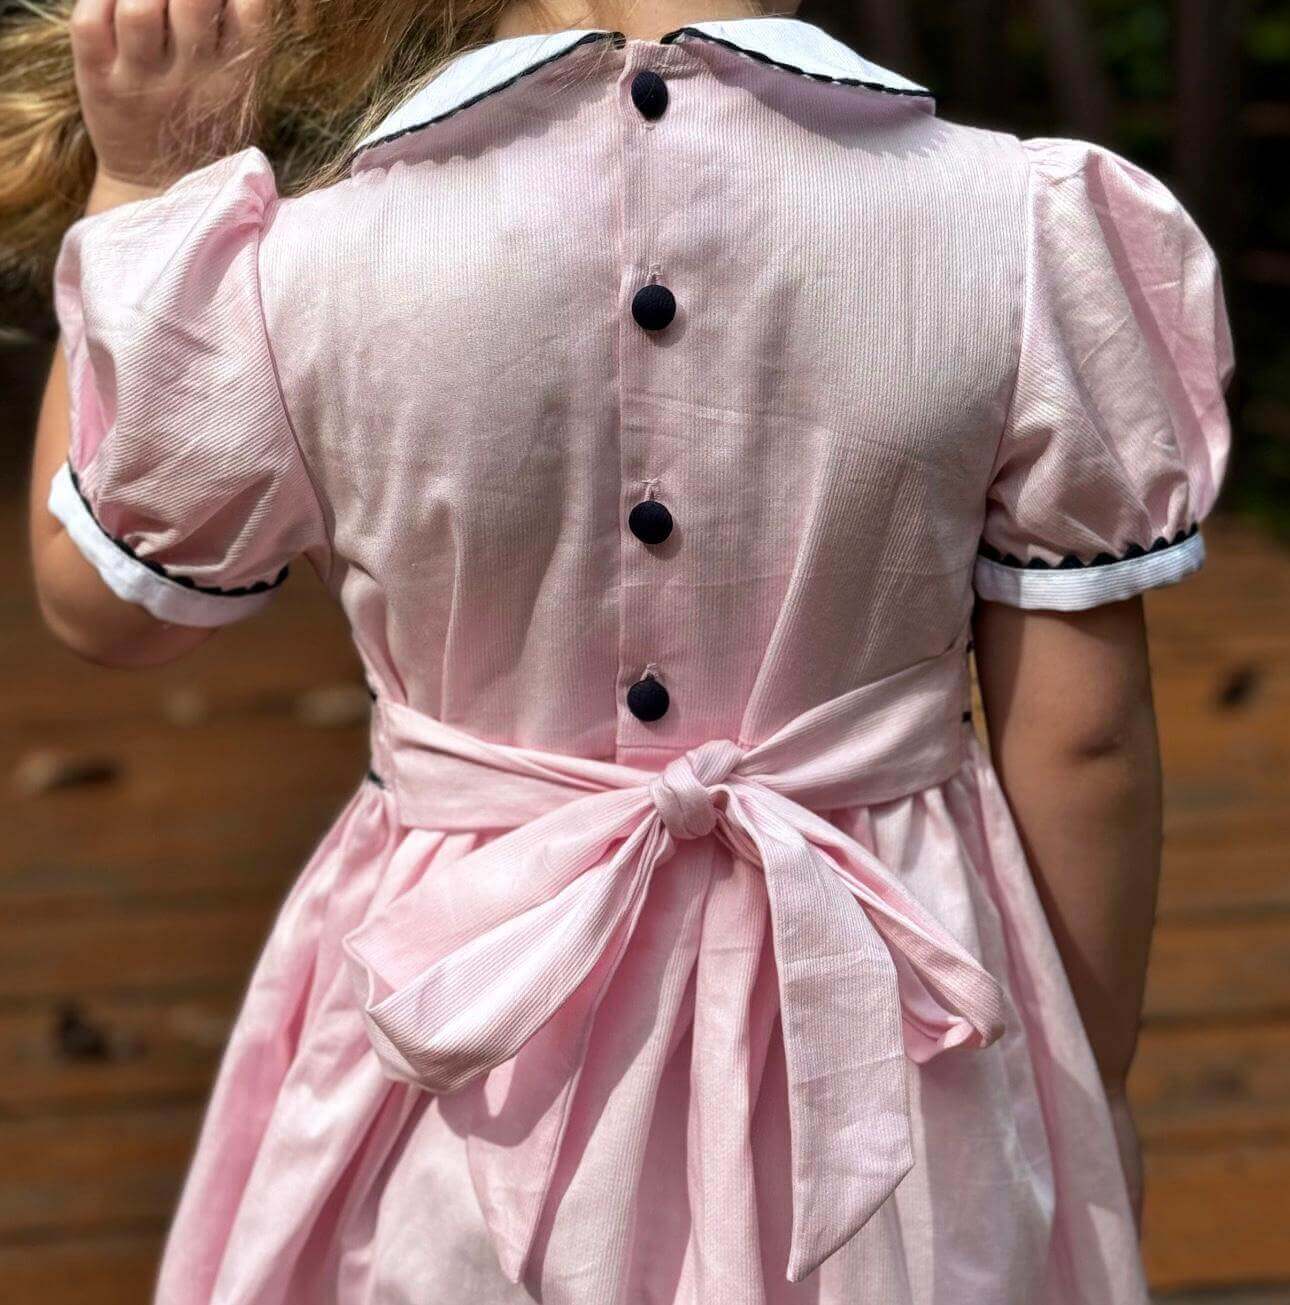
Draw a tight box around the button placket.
[617,46,687,739]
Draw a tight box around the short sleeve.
[974,138,1234,611]
[47,148,328,628]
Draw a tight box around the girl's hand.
[69,0,269,191]
[1105,1084,1145,1235]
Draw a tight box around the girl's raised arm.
[27,0,273,665]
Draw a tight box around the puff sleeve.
[47,148,327,627]
[974,138,1234,611]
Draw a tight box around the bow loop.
[648,737,744,840]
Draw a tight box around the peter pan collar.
[351,17,932,168]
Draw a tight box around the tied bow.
[342,656,1005,1287]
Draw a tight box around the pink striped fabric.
[42,15,1233,1302]
[343,636,1004,1286]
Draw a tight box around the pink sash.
[342,634,1004,1287]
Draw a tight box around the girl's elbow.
[34,558,214,669]
[1045,706,1162,789]
[36,587,154,667]
[991,689,1160,773]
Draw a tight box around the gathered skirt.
[152,737,1148,1305]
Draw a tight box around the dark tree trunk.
[1174,0,1242,253]
[856,0,923,79]
[951,0,1010,124]
[1030,0,1115,140]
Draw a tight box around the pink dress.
[48,16,1233,1304]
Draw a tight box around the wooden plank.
[1145,528,1290,664]
[1147,545,1290,924]
[0,900,278,1002]
[1144,918,1290,1022]
[0,1234,162,1304]
[0,994,237,1114]
[3,716,367,908]
[1157,699,1290,770]
[1143,1143,1290,1292]
[1160,837,1290,917]
[0,1106,198,1237]
[1154,665,1290,762]
[0,583,362,718]
[1132,1022,1290,1147]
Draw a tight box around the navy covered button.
[630,69,669,120]
[627,674,669,721]
[628,499,673,544]
[631,283,676,331]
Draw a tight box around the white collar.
[352,17,931,166]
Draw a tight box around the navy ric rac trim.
[347,30,620,169]
[658,26,935,100]
[978,522,1200,570]
[67,464,289,598]
[349,24,932,168]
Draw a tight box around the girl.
[10,0,1232,1300]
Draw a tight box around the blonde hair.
[0,0,610,286]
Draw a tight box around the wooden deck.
[1,495,1287,1302]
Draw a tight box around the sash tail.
[341,638,1004,1287]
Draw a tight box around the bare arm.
[973,595,1161,1220]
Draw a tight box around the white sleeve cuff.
[48,461,283,628]
[973,531,1206,611]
